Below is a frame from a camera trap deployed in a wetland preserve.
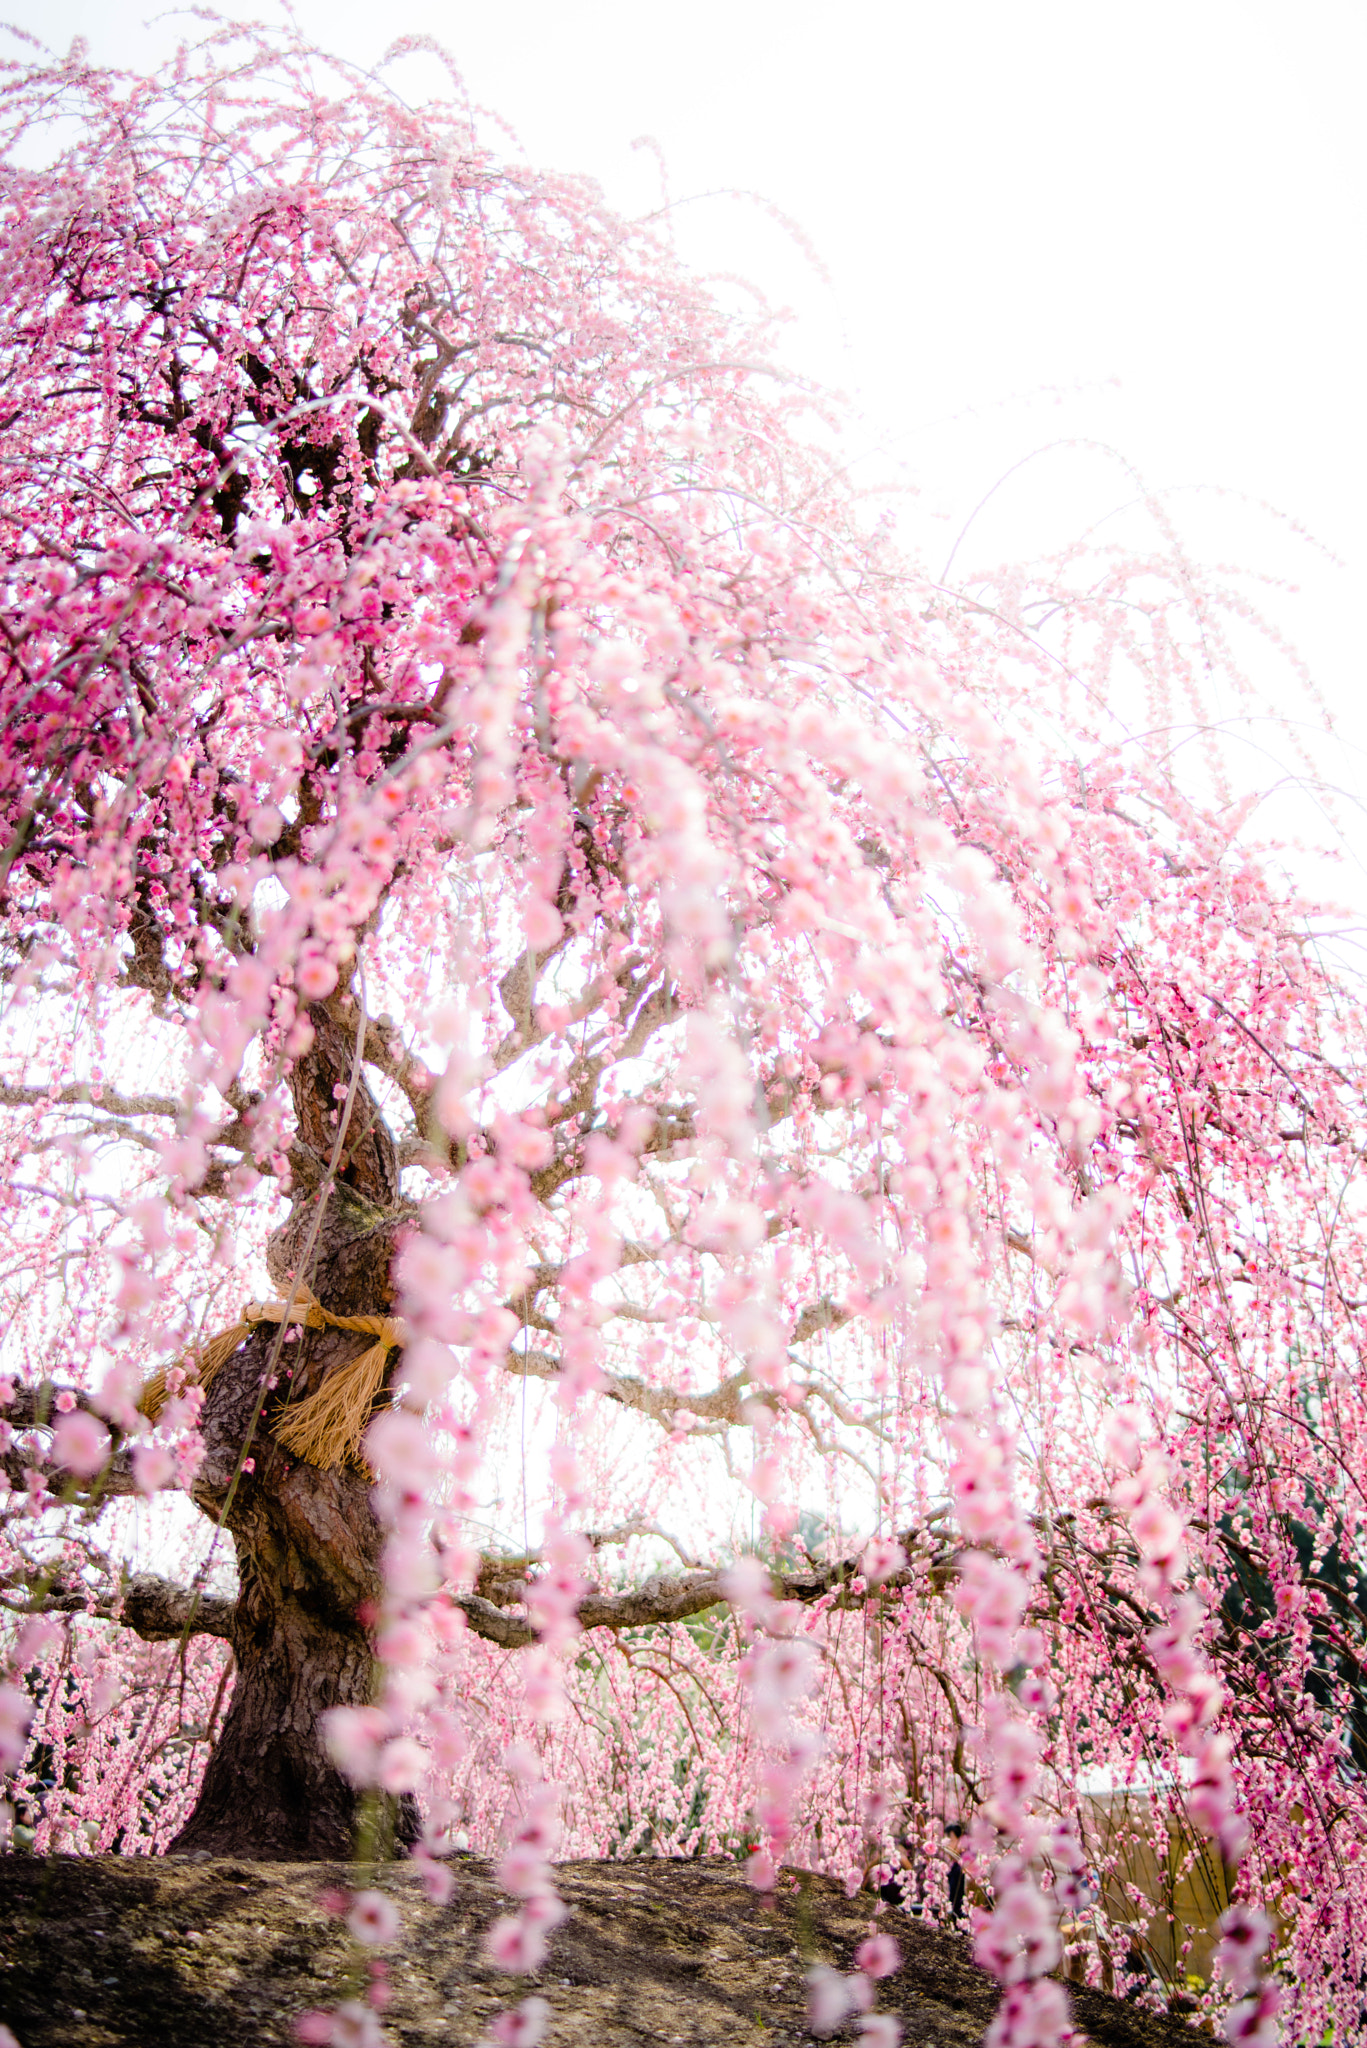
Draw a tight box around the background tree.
[0,20,1362,2042]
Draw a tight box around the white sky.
[9,0,1367,889]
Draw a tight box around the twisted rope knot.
[140,1285,409,1472]
[244,1294,407,1347]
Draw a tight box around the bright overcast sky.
[10,0,1367,884]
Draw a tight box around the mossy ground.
[0,1855,1205,2046]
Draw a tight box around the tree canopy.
[0,20,1360,2046]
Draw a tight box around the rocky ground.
[0,1855,1206,2047]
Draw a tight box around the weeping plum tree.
[0,21,1364,2042]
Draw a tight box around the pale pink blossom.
[1223,1984,1283,2047]
[366,1409,440,1494]
[983,1976,1071,2048]
[855,1933,901,1980]
[347,1889,401,1945]
[520,1889,568,1934]
[523,897,563,949]
[296,950,338,999]
[376,1616,428,1669]
[953,1551,1028,1667]
[806,1966,859,2036]
[427,1708,468,1770]
[132,1442,176,1495]
[489,1996,550,2047]
[374,1737,427,1794]
[485,1914,549,1974]
[1216,1906,1273,1998]
[0,1684,34,1771]
[412,1852,454,1904]
[861,1537,906,1586]
[498,1842,551,1896]
[320,1705,390,1786]
[329,2002,387,2048]
[52,1409,109,1478]
[972,1870,1060,1986]
[751,1636,818,1705]
[721,1555,776,1627]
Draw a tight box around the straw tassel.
[139,1316,258,1422]
[271,1322,404,1471]
[138,1286,406,1471]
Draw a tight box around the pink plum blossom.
[1224,1984,1283,2047]
[485,1914,549,1974]
[132,1442,177,1495]
[52,1409,109,1478]
[347,1890,401,1946]
[983,1978,1071,2048]
[806,1966,861,2036]
[488,1997,550,2047]
[861,1537,906,1586]
[0,28,1342,2033]
[1216,1907,1274,1998]
[855,1934,901,1981]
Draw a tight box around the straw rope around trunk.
[139,1288,408,1472]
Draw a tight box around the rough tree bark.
[168,1000,418,1859]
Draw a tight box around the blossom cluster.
[0,21,1355,2044]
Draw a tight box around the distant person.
[944,1821,966,1922]
[876,1823,967,1921]
[878,1834,917,1910]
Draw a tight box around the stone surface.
[0,1855,1206,2046]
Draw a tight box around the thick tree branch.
[361,1015,437,1131]
[502,1344,751,1431]
[457,1541,955,1650]
[1,1386,145,1504]
[1,1570,235,1640]
[0,1081,181,1119]
[121,1572,237,1641]
[4,1380,103,1429]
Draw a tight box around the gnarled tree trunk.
[169,1001,416,1858]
